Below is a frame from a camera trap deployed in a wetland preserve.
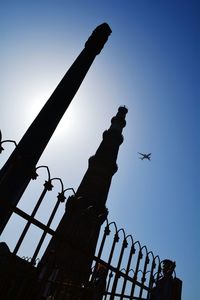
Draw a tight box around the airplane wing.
[138,152,144,156]
[147,153,151,156]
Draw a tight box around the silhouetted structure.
[0,23,112,234]
[36,106,128,298]
[0,23,182,300]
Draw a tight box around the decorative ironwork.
[0,137,181,299]
[0,161,75,263]
[88,220,162,300]
[0,130,17,154]
[0,159,163,300]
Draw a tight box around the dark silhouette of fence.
[0,140,162,299]
[0,136,181,300]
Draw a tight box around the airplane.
[138,152,151,160]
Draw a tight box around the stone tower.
[38,106,128,295]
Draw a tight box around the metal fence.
[0,135,163,299]
[90,220,162,299]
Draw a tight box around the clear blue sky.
[0,1,199,299]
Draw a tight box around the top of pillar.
[85,23,112,54]
[108,105,128,134]
[118,105,128,115]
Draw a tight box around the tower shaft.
[0,23,111,234]
[38,107,128,293]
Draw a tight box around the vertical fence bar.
[104,223,119,300]
[104,270,113,298]
[120,237,135,299]
[31,186,75,265]
[96,223,111,262]
[91,222,110,282]
[129,242,142,299]
[106,224,119,266]
[13,182,51,255]
[110,229,127,300]
[31,194,63,264]
[138,248,149,299]
[146,254,159,299]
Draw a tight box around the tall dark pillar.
[0,23,112,234]
[38,106,128,295]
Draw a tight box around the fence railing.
[88,220,162,299]
[0,134,163,300]
[0,135,76,263]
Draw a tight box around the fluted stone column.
[38,107,128,296]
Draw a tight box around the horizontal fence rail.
[89,220,162,300]
[0,137,168,300]
[1,143,76,265]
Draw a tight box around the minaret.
[0,23,111,234]
[38,106,128,294]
